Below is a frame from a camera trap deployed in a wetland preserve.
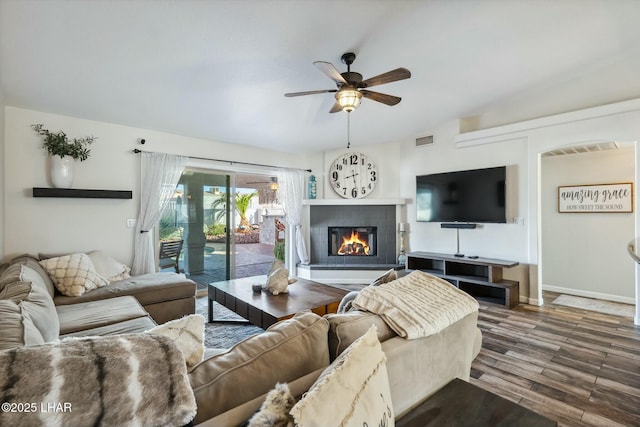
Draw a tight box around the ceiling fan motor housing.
[340,72,363,86]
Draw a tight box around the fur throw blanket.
[353,270,479,339]
[0,334,196,427]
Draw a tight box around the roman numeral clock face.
[329,152,378,199]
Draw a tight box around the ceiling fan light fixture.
[336,88,362,112]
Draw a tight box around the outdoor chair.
[159,239,184,273]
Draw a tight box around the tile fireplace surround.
[298,199,405,284]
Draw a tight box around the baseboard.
[522,295,543,306]
[542,284,635,305]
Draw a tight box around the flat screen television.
[416,166,506,223]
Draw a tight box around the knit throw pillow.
[39,253,108,296]
[290,325,394,427]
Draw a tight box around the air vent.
[416,135,434,146]
[541,142,619,157]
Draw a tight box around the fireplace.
[309,204,396,266]
[328,227,377,256]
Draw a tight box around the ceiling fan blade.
[359,68,411,88]
[285,89,337,97]
[329,102,343,113]
[314,61,348,85]
[360,90,401,106]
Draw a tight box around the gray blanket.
[0,334,196,427]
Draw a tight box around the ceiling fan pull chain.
[347,112,351,149]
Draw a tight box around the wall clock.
[329,152,378,199]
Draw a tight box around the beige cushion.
[62,317,157,338]
[189,310,330,424]
[56,296,149,335]
[53,272,196,307]
[290,326,394,427]
[87,250,131,282]
[325,310,396,361]
[146,314,205,368]
[0,263,60,349]
[39,253,109,297]
[7,254,56,298]
[0,300,45,350]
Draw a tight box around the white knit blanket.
[352,270,479,339]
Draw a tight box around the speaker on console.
[440,223,477,229]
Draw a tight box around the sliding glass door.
[159,169,282,287]
[160,170,231,285]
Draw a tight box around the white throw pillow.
[146,314,205,368]
[290,325,394,427]
[39,253,109,297]
[87,250,131,282]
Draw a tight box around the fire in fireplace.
[328,227,377,256]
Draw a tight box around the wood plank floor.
[470,291,640,427]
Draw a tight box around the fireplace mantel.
[303,198,406,206]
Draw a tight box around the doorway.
[538,141,636,305]
[159,169,284,289]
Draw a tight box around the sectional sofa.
[0,254,482,426]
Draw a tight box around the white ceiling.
[2,0,640,154]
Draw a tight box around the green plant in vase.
[32,124,95,160]
[32,124,96,188]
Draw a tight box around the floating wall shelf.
[32,187,133,199]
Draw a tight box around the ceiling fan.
[284,52,411,113]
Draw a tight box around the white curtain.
[132,152,187,275]
[280,169,309,264]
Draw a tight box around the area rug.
[552,294,635,318]
[195,297,264,349]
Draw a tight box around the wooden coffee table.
[208,275,349,329]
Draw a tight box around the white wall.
[3,107,309,265]
[0,96,5,261]
[541,146,635,302]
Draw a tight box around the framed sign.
[558,183,633,213]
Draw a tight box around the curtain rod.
[132,149,311,173]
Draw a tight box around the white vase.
[49,155,74,189]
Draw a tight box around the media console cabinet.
[406,251,519,308]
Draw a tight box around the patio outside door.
[160,171,231,286]
[159,170,281,288]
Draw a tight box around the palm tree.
[210,191,257,232]
[235,192,257,231]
